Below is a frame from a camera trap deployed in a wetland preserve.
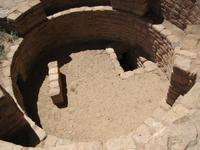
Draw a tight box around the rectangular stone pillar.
[48,61,64,105]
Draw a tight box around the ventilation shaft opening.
[117,51,138,72]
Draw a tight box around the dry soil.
[37,49,169,142]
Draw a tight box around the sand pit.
[34,49,169,142]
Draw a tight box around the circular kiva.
[0,1,199,149]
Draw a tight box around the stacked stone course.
[40,0,110,15]
[1,0,200,35]
[11,6,177,82]
[166,25,200,105]
[0,86,28,139]
[0,0,199,149]
[111,0,148,16]
[105,46,158,79]
[48,61,64,105]
[160,0,200,29]
[0,39,46,145]
[8,7,199,146]
[0,0,46,35]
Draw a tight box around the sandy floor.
[37,50,169,142]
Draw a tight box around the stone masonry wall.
[1,0,200,35]
[160,0,200,29]
[0,0,47,35]
[0,86,28,139]
[166,25,200,105]
[110,0,200,29]
[0,1,199,149]
[40,0,110,15]
[111,0,149,16]
[167,55,197,105]
[8,6,197,138]
[48,61,64,105]
[11,7,176,83]
[0,38,47,144]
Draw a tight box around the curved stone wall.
[0,0,111,35]
[0,1,199,149]
[41,0,110,15]
[10,7,185,122]
[111,0,149,16]
[1,0,47,35]
[0,86,27,139]
[1,0,199,36]
[0,39,47,146]
[11,7,176,82]
[111,0,200,29]
[160,0,200,29]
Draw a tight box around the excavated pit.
[116,50,138,72]
[6,6,183,147]
[17,43,169,142]
[0,0,199,148]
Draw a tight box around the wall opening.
[3,124,41,147]
[117,51,138,72]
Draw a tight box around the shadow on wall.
[144,0,164,24]
[4,124,41,147]
[17,65,47,128]
[0,86,41,147]
[15,40,162,131]
[15,41,113,127]
[41,0,111,16]
[111,44,152,72]
[55,73,68,108]
[16,56,70,127]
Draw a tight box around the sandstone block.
[185,25,200,34]
[174,55,191,73]
[161,29,172,37]
[105,47,115,54]
[7,12,21,21]
[49,68,59,74]
[49,74,59,81]
[167,35,180,48]
[144,117,164,133]
[120,71,134,79]
[175,50,197,59]
[133,124,152,144]
[182,39,198,49]
[28,0,40,7]
[48,61,64,105]
[144,61,158,72]
[152,24,165,32]
[17,3,30,13]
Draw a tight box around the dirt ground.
[37,49,169,142]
